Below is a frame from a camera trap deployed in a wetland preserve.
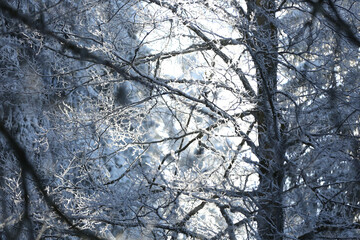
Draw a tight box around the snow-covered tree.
[0,0,359,239]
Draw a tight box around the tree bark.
[246,1,285,239]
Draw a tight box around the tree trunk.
[246,1,285,239]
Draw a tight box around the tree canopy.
[0,0,359,239]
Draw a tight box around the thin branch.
[0,122,105,240]
[146,0,256,98]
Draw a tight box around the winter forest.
[0,0,359,239]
